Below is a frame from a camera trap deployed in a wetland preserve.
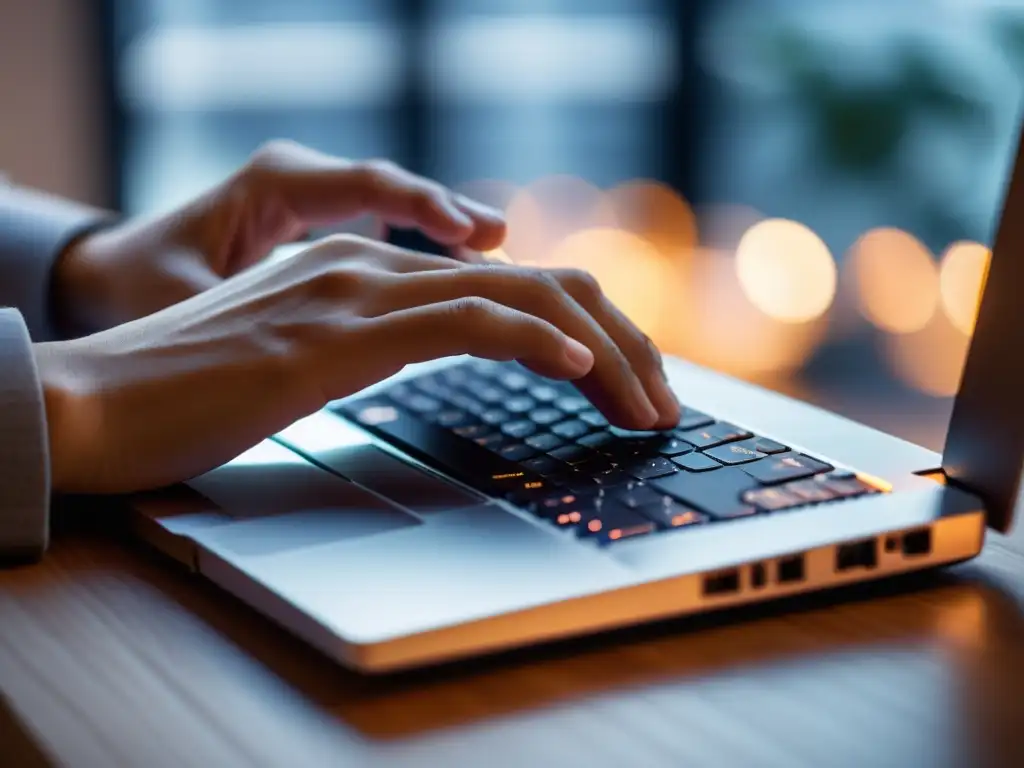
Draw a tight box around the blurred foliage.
[759,28,993,178]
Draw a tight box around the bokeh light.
[698,204,764,253]
[503,175,616,264]
[735,218,837,323]
[605,180,697,257]
[848,227,939,334]
[883,309,970,397]
[663,247,828,380]
[939,240,991,336]
[546,228,671,336]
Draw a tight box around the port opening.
[902,528,932,557]
[750,562,767,589]
[777,555,805,584]
[703,569,741,596]
[836,538,878,572]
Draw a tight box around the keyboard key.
[676,408,715,431]
[549,444,594,466]
[578,431,616,451]
[521,456,564,476]
[506,396,536,414]
[818,475,874,498]
[468,359,500,377]
[672,453,722,472]
[529,384,560,402]
[704,442,765,466]
[552,419,591,440]
[655,437,694,457]
[573,455,618,475]
[614,483,664,508]
[501,420,537,439]
[525,432,564,452]
[534,492,595,527]
[529,408,564,426]
[498,370,531,391]
[609,426,661,439]
[593,468,629,487]
[650,466,760,519]
[639,500,708,528]
[495,474,557,504]
[785,479,837,503]
[433,409,474,428]
[623,457,679,480]
[578,500,657,543]
[412,376,456,400]
[452,424,490,439]
[677,422,752,449]
[475,385,506,404]
[401,393,442,414]
[439,366,472,387]
[448,393,486,415]
[578,410,609,429]
[555,396,590,413]
[475,433,509,452]
[498,443,539,462]
[752,437,788,455]
[742,486,804,511]
[480,409,510,426]
[742,452,833,485]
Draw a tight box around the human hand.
[34,236,680,495]
[52,140,507,335]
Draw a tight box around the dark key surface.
[704,441,765,466]
[475,385,506,404]
[639,500,708,528]
[614,483,664,509]
[649,466,760,520]
[578,499,657,543]
[524,432,564,452]
[742,452,833,485]
[480,409,510,426]
[452,424,490,440]
[521,456,562,475]
[622,457,679,480]
[498,443,539,462]
[529,408,564,426]
[555,396,590,413]
[432,409,474,428]
[578,410,609,429]
[552,419,591,440]
[656,437,694,457]
[505,396,536,414]
[577,431,616,451]
[671,453,722,472]
[528,384,560,402]
[549,444,595,466]
[677,422,752,449]
[676,408,715,430]
[751,437,788,454]
[501,420,537,439]
[497,370,531,391]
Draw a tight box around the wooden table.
[1,482,1023,767]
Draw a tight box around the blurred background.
[2,0,1020,452]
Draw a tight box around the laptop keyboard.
[335,360,883,545]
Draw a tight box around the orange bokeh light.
[503,175,616,264]
[848,228,939,334]
[605,180,697,257]
[546,228,672,337]
[883,310,970,397]
[735,218,837,324]
[939,241,991,336]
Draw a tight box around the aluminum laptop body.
[127,125,1024,673]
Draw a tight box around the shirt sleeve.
[0,309,50,561]
[0,184,109,560]
[0,184,108,342]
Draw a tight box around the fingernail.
[629,376,660,428]
[563,338,595,376]
[444,200,474,229]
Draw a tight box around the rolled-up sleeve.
[0,185,108,560]
[0,309,50,560]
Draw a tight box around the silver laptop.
[128,126,1024,674]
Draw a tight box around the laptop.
[128,126,1024,674]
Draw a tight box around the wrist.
[50,224,117,338]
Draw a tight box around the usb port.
[777,555,805,584]
[836,538,878,572]
[703,569,740,596]
[902,528,932,557]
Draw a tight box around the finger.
[246,141,506,250]
[553,268,680,429]
[369,266,661,428]
[361,298,595,381]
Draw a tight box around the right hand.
[34,236,680,495]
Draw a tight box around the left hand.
[53,139,507,335]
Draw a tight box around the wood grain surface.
[1,491,1022,768]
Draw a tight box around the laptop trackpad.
[186,441,419,557]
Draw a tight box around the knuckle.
[314,266,367,298]
[355,157,401,181]
[558,268,603,301]
[449,296,495,322]
[248,138,299,170]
